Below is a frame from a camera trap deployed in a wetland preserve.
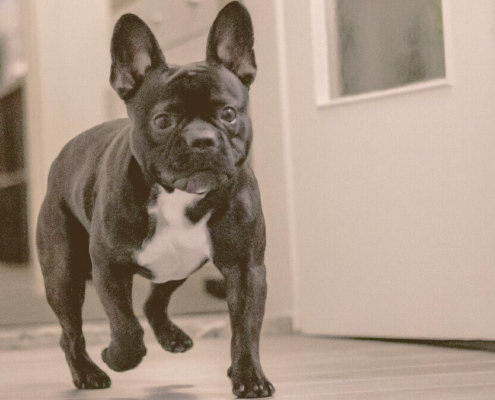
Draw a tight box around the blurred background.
[0,0,495,343]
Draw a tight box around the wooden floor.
[2,334,495,399]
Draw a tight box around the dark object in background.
[0,86,29,263]
[0,182,29,263]
[0,87,24,172]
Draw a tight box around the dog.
[36,2,274,398]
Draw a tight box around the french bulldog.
[36,2,274,398]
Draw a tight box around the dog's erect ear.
[206,1,256,87]
[110,14,166,101]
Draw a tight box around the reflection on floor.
[2,333,495,399]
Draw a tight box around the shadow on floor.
[60,384,198,400]
[145,384,197,400]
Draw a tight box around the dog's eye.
[154,114,173,130]
[220,107,237,124]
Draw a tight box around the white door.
[281,0,495,339]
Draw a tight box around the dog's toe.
[230,368,275,398]
[157,324,193,353]
[234,381,275,399]
[73,362,111,390]
[85,371,112,389]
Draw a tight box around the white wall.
[25,0,110,294]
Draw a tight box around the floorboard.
[1,335,495,399]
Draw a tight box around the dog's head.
[110,1,256,194]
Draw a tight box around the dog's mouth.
[157,169,229,194]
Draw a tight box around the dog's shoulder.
[46,118,134,230]
[49,118,131,182]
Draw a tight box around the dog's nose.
[186,130,218,150]
[192,136,216,149]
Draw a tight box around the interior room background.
[1,0,495,344]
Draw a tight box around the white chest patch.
[135,186,212,283]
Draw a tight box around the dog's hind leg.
[37,201,111,390]
[144,279,194,353]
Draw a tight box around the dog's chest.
[135,186,211,283]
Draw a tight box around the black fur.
[36,2,274,398]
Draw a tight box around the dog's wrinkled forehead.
[166,63,213,86]
[131,62,247,120]
[162,62,247,111]
[165,64,219,107]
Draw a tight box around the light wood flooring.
[2,334,495,399]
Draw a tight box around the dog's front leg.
[92,261,146,372]
[220,263,275,398]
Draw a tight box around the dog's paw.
[228,366,275,398]
[156,323,193,353]
[72,360,111,390]
[102,341,146,372]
